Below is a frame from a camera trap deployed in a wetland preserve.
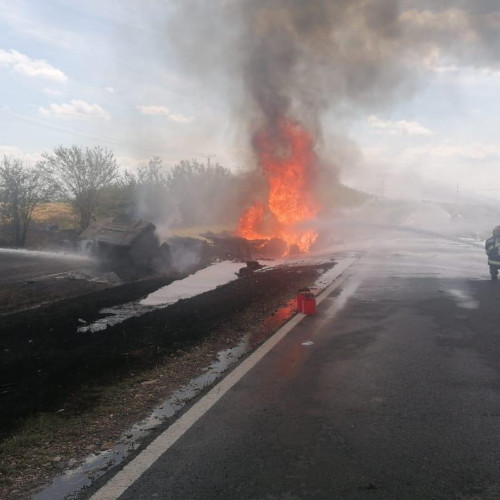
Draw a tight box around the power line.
[0,108,168,155]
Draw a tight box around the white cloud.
[136,105,169,116]
[169,113,193,124]
[42,88,62,96]
[0,145,24,157]
[367,115,432,136]
[0,145,40,164]
[400,8,474,38]
[104,86,115,93]
[403,143,500,162]
[361,141,500,166]
[432,64,459,74]
[136,105,193,123]
[115,155,148,171]
[0,49,67,83]
[39,100,110,121]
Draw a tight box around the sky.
[1,1,500,204]
[0,1,234,170]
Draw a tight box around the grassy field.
[32,202,78,229]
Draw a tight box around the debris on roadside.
[237,260,264,277]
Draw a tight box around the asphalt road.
[92,231,500,499]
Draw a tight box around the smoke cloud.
[129,0,500,239]
[164,0,500,149]
[165,0,417,133]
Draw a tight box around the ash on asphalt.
[0,261,333,438]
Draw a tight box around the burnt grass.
[0,263,332,440]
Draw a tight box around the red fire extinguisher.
[297,287,310,312]
[302,293,317,315]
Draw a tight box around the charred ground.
[0,260,333,439]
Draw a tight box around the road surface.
[89,230,500,499]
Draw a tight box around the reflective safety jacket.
[486,237,500,266]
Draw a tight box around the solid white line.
[90,257,357,500]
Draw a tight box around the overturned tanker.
[80,218,171,278]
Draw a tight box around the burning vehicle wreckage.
[204,117,324,273]
[78,217,315,282]
[80,117,323,281]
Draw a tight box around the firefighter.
[485,226,500,280]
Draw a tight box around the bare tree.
[165,160,235,226]
[40,145,119,231]
[137,156,168,187]
[133,156,170,220]
[0,156,51,247]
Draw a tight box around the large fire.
[237,117,320,254]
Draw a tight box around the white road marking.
[90,257,358,500]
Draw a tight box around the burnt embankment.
[0,262,332,439]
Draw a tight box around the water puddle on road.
[78,261,254,333]
[77,301,157,333]
[446,288,479,310]
[35,301,298,499]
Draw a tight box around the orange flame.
[237,117,320,254]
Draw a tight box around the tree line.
[0,145,243,247]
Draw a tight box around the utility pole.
[203,154,216,168]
